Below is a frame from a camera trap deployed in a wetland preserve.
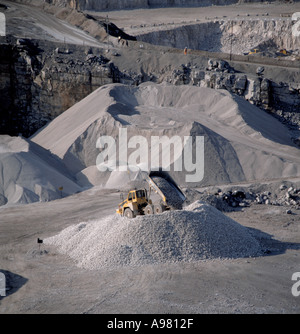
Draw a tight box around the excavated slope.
[48,0,239,11]
[31,82,300,188]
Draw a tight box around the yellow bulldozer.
[249,48,259,55]
[116,171,186,218]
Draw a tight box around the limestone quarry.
[0,0,300,316]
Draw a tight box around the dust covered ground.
[0,183,299,314]
[0,0,300,315]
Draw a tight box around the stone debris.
[151,176,184,210]
[256,66,265,76]
[166,60,300,133]
[184,182,300,212]
[44,201,263,270]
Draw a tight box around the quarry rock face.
[200,63,271,108]
[1,2,300,138]
[136,17,300,120]
[167,59,300,116]
[0,38,118,137]
[137,19,300,55]
[1,37,299,138]
[48,0,239,11]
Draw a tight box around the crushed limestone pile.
[31,82,300,189]
[151,176,184,210]
[45,201,263,269]
[0,135,82,206]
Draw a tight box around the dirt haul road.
[1,0,106,46]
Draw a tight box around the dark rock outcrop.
[0,37,120,137]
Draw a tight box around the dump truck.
[116,171,186,218]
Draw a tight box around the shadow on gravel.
[0,270,28,300]
[247,227,300,257]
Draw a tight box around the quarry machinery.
[243,48,259,56]
[116,171,186,218]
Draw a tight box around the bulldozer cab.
[116,189,149,217]
[249,48,259,55]
[128,189,146,202]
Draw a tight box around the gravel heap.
[151,176,184,210]
[45,201,262,270]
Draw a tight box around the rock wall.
[137,19,300,55]
[48,0,239,11]
[0,38,118,137]
[174,59,300,109]
[164,58,300,141]
[1,36,299,140]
